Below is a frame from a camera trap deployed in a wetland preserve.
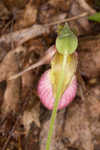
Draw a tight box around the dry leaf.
[14,2,37,30]
[63,100,93,150]
[79,35,100,78]
[0,46,26,114]
[22,101,40,134]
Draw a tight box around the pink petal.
[37,70,77,110]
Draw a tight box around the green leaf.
[56,24,78,55]
[88,12,100,22]
[50,52,78,97]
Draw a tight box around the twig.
[0,24,49,46]
[0,13,88,47]
[8,45,56,80]
[44,12,88,26]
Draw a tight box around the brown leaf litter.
[0,0,100,150]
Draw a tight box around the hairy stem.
[46,53,67,150]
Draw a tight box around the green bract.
[56,24,78,55]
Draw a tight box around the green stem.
[45,53,67,150]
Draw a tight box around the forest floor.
[0,0,100,150]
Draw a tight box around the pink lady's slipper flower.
[37,70,77,110]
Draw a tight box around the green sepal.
[50,52,78,97]
[56,24,78,55]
